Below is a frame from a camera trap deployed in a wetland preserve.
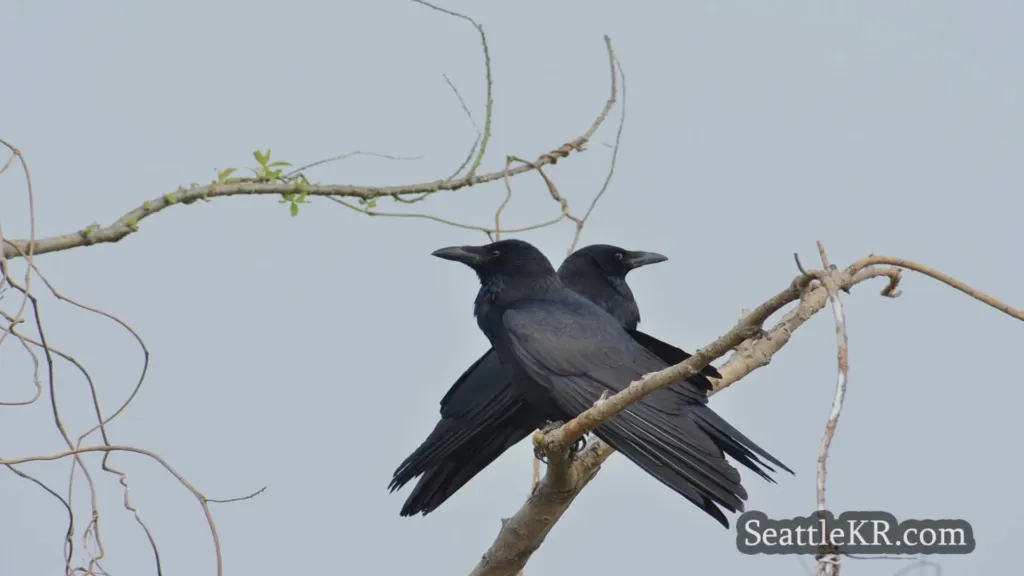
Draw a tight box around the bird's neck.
[604,274,636,304]
[603,275,641,329]
[472,272,560,347]
[562,268,641,329]
[475,272,561,310]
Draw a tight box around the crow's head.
[565,244,668,278]
[431,238,556,282]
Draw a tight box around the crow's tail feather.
[689,405,794,480]
[390,386,524,493]
[398,418,536,516]
[590,403,751,528]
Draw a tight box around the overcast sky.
[2,1,1022,575]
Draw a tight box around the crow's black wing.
[390,350,534,494]
[437,348,503,415]
[501,298,747,526]
[395,401,541,516]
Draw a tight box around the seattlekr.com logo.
[736,510,975,555]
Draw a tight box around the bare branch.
[2,30,619,263]
[208,486,269,504]
[283,151,425,180]
[333,196,565,237]
[803,242,849,576]
[492,35,621,248]
[412,0,493,180]
[0,152,570,260]
[3,465,75,567]
[0,138,37,347]
[494,156,517,240]
[568,49,627,254]
[1,144,218,575]
[849,255,1023,320]
[0,312,43,406]
[442,73,483,181]
[0,445,262,576]
[337,36,621,244]
[471,253,1023,576]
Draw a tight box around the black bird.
[390,244,789,518]
[425,239,791,527]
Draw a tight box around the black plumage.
[391,241,790,524]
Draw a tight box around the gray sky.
[2,1,1022,575]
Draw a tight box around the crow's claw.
[570,435,588,455]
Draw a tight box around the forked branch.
[471,251,1023,576]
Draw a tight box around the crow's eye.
[614,252,624,261]
[490,249,501,258]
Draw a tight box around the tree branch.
[2,33,619,262]
[0,445,263,576]
[0,139,586,261]
[470,252,1024,576]
[802,243,849,576]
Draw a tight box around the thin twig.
[568,48,626,254]
[848,255,1023,320]
[412,0,493,180]
[336,37,621,242]
[442,73,483,181]
[3,465,75,567]
[3,272,101,573]
[0,138,37,347]
[494,35,621,249]
[805,242,849,576]
[0,445,262,576]
[495,157,517,239]
[208,486,269,504]
[0,312,43,406]
[333,197,565,236]
[283,151,424,180]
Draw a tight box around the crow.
[427,239,791,527]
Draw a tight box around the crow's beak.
[431,245,488,266]
[625,250,668,270]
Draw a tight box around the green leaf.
[217,167,237,183]
[290,202,299,217]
